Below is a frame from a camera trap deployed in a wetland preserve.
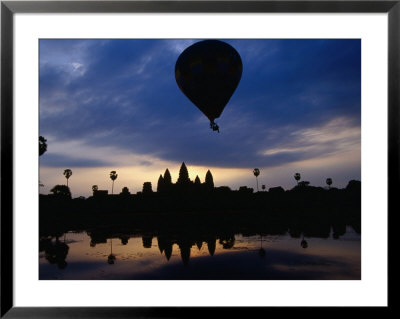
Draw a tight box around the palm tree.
[109,171,118,194]
[294,172,301,185]
[253,168,260,192]
[63,169,72,187]
[326,178,333,189]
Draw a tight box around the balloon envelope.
[175,40,242,122]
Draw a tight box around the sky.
[39,39,361,198]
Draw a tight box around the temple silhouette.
[40,223,355,269]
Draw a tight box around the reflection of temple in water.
[41,215,358,269]
[206,237,216,256]
[178,240,191,265]
[81,224,353,266]
[81,231,242,265]
[156,234,220,264]
[40,236,69,269]
[157,236,173,261]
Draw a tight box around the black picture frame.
[1,0,396,317]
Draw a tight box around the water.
[39,226,360,280]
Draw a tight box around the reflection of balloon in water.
[175,40,242,132]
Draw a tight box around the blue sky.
[39,39,361,197]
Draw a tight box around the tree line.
[40,136,349,200]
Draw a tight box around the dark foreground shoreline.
[40,185,361,239]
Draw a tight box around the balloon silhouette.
[175,40,242,132]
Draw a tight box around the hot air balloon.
[175,40,242,132]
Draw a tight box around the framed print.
[1,0,396,317]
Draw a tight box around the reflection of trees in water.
[332,222,346,239]
[107,238,116,265]
[44,214,358,268]
[119,235,129,245]
[219,235,235,249]
[289,219,332,239]
[300,235,308,249]
[142,235,153,248]
[40,236,69,269]
[107,254,116,264]
[87,231,107,247]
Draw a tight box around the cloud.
[163,39,197,55]
[259,116,361,164]
[40,153,110,168]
